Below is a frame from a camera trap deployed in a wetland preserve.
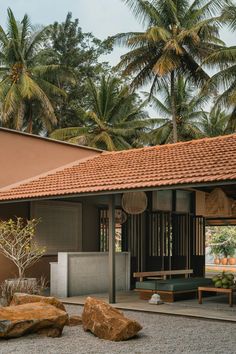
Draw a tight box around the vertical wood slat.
[108,195,116,304]
[137,215,140,271]
[149,213,151,256]
[153,213,155,256]
[168,213,171,271]
[99,209,110,252]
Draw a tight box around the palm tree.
[198,107,232,137]
[114,0,231,142]
[50,76,152,150]
[143,76,206,144]
[203,46,236,132]
[0,8,66,133]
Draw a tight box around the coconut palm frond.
[51,76,151,150]
[0,8,66,133]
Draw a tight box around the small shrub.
[0,276,48,306]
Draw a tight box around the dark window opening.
[99,208,123,252]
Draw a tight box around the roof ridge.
[103,133,236,156]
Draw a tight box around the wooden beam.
[108,194,116,303]
[133,269,193,281]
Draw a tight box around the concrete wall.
[50,252,130,297]
[0,128,100,188]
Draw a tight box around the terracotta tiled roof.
[1,134,236,201]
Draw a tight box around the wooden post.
[108,194,116,303]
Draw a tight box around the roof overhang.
[0,179,235,204]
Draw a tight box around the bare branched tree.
[0,218,46,278]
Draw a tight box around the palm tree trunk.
[27,103,33,134]
[170,71,178,143]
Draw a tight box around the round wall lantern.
[115,209,127,224]
[122,191,148,215]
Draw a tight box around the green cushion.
[136,277,213,292]
[136,280,157,290]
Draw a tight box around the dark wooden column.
[108,194,116,303]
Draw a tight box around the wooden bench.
[133,270,213,302]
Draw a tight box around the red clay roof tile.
[1,134,236,201]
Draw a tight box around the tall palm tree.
[203,45,236,132]
[198,107,232,137]
[143,76,206,144]
[114,0,231,142]
[0,8,66,133]
[203,5,236,131]
[50,76,152,150]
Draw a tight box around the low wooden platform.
[198,286,236,307]
[134,288,197,302]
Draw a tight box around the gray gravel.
[0,304,235,354]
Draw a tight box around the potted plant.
[209,245,221,265]
[209,227,236,266]
[0,217,46,303]
[220,239,235,265]
[228,249,236,265]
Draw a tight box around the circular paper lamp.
[122,191,147,215]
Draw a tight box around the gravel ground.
[0,304,235,354]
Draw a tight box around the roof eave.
[0,179,235,204]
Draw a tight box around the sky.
[1,0,235,67]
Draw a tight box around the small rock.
[10,293,66,312]
[0,302,68,338]
[82,297,142,341]
[37,327,62,337]
[67,315,82,326]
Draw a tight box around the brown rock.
[37,327,62,337]
[67,315,82,326]
[10,293,66,312]
[0,302,68,338]
[82,297,142,341]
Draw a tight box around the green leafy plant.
[208,227,236,258]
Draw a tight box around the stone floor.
[61,290,236,322]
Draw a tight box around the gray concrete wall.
[50,252,130,297]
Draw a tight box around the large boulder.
[10,293,66,312]
[0,302,68,338]
[82,297,142,341]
